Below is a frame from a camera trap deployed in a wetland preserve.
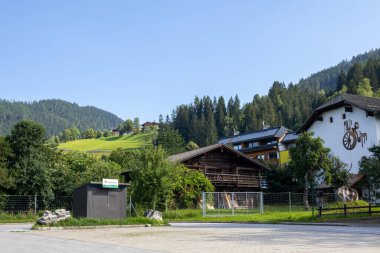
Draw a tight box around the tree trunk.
[303,173,310,211]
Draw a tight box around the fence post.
[369,203,372,216]
[202,192,206,217]
[318,205,322,218]
[344,204,347,217]
[231,192,235,216]
[289,192,292,213]
[129,195,132,216]
[260,192,264,214]
[34,194,37,215]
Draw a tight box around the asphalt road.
[1,223,380,253]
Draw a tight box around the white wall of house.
[308,106,380,173]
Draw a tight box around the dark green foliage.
[0,99,123,136]
[359,145,380,189]
[156,125,186,155]
[288,132,331,210]
[123,147,180,210]
[298,48,380,92]
[325,156,350,189]
[266,165,301,193]
[82,128,96,139]
[173,168,214,208]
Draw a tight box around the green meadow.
[59,132,153,152]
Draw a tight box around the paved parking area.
[1,223,380,253]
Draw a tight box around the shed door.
[107,190,121,218]
[91,189,108,218]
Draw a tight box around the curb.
[33,224,153,231]
[280,222,350,226]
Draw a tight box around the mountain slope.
[298,48,380,92]
[0,99,123,136]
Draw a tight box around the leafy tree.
[156,126,186,155]
[356,78,373,97]
[324,156,350,189]
[133,117,140,133]
[126,147,180,210]
[0,137,14,193]
[103,130,110,137]
[186,141,199,151]
[173,167,214,208]
[83,128,96,139]
[7,121,54,197]
[96,130,103,138]
[288,132,331,210]
[359,146,380,196]
[120,119,134,134]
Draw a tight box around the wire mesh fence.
[202,192,340,216]
[202,192,263,216]
[0,195,72,214]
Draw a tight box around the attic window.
[317,115,323,121]
[329,117,333,123]
[367,111,374,117]
[345,106,353,112]
[342,113,346,119]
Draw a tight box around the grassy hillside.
[59,132,153,152]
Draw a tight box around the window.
[367,111,374,117]
[345,106,353,112]
[269,152,277,159]
[329,117,333,123]
[317,115,323,121]
[342,113,346,119]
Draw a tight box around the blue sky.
[1,1,380,122]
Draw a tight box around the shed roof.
[218,126,290,145]
[299,94,380,132]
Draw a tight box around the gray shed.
[72,182,130,219]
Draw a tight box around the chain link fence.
[0,195,72,214]
[202,192,339,216]
[202,192,263,216]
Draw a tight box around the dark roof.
[282,132,298,144]
[218,126,290,145]
[168,143,270,170]
[141,121,159,126]
[317,173,365,189]
[299,94,380,132]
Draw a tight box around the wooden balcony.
[204,173,263,188]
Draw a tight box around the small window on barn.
[345,106,353,112]
[367,111,374,117]
[317,115,323,121]
[342,113,346,119]
[329,117,333,123]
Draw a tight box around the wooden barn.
[169,144,269,192]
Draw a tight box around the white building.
[299,94,380,173]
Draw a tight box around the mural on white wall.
[342,119,367,150]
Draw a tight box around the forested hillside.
[166,48,380,148]
[0,99,123,136]
[298,48,380,92]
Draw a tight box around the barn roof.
[168,143,270,170]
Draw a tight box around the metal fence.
[202,192,339,216]
[0,195,72,214]
[202,192,263,216]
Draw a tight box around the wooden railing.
[204,173,262,187]
[318,204,380,218]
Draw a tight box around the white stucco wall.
[308,106,380,173]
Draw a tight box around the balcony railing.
[204,173,263,188]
